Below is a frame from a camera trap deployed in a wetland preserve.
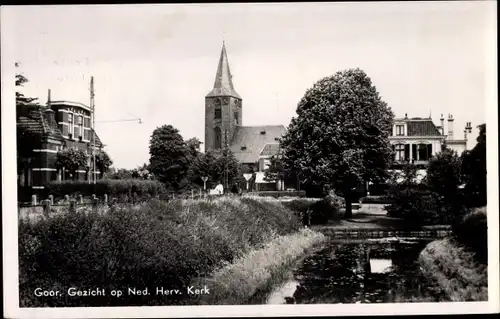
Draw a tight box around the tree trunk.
[344,192,353,218]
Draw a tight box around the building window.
[68,113,74,139]
[214,107,222,120]
[396,125,405,136]
[395,144,405,161]
[234,112,238,125]
[214,127,222,149]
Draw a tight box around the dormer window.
[274,137,279,141]
[260,131,266,135]
[396,125,405,136]
[241,146,247,151]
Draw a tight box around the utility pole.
[90,76,96,188]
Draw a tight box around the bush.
[386,187,439,227]
[42,179,166,201]
[283,193,342,225]
[18,196,300,307]
[452,207,487,264]
[359,196,395,204]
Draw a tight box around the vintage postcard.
[2,2,498,318]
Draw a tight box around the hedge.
[282,194,343,225]
[250,190,306,198]
[42,179,166,201]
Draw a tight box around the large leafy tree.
[461,124,486,207]
[56,148,88,180]
[280,68,394,217]
[187,147,241,189]
[149,125,190,191]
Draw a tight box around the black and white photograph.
[2,1,498,318]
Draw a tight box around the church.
[203,43,471,192]
[204,43,287,191]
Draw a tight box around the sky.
[7,1,496,169]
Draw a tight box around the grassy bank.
[418,238,488,301]
[190,227,326,305]
[19,196,300,307]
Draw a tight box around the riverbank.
[191,227,327,305]
[418,238,488,301]
[18,196,301,307]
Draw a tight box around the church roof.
[230,125,286,163]
[206,43,241,99]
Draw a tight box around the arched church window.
[214,127,222,149]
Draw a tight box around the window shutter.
[404,144,410,161]
[412,144,417,160]
[427,144,432,159]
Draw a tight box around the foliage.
[452,207,487,264]
[461,124,486,208]
[93,149,113,178]
[264,153,286,183]
[19,196,299,306]
[43,179,165,201]
[248,190,307,198]
[185,137,202,160]
[149,125,190,191]
[55,148,88,180]
[187,147,242,189]
[386,164,438,226]
[279,69,394,218]
[282,193,343,225]
[15,62,39,113]
[426,147,467,225]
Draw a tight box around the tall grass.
[190,228,326,305]
[19,196,300,307]
[418,238,488,301]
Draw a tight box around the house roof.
[230,125,286,163]
[206,43,241,99]
[17,105,64,141]
[393,117,442,136]
[17,104,103,147]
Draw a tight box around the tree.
[16,62,41,185]
[461,124,486,208]
[185,137,202,160]
[187,147,241,189]
[94,150,113,179]
[426,147,465,225]
[16,62,39,116]
[149,125,190,191]
[56,148,88,180]
[279,69,394,217]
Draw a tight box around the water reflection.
[267,239,439,304]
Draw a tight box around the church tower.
[205,42,243,152]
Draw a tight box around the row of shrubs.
[40,179,166,202]
[250,190,307,198]
[18,196,300,307]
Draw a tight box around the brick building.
[17,90,103,191]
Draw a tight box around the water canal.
[266,237,443,304]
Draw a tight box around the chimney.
[447,114,454,140]
[440,114,445,135]
[44,88,57,126]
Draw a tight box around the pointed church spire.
[206,42,241,99]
